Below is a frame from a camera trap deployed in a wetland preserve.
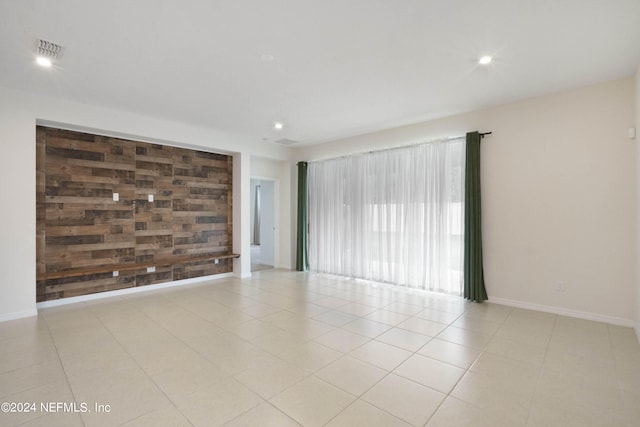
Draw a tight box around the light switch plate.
[147,266,155,273]
[113,271,119,277]
[113,193,119,201]
[148,194,154,202]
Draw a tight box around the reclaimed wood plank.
[36,126,234,301]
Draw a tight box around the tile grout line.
[20,271,637,426]
[421,303,512,426]
[271,297,445,425]
[134,288,329,425]
[319,300,474,426]
[163,284,319,420]
[522,311,558,426]
[607,324,630,425]
[93,309,198,427]
[41,311,89,427]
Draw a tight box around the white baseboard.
[36,272,234,310]
[489,297,634,327]
[635,320,640,343]
[0,309,38,322]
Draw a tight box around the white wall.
[294,77,636,325]
[232,152,252,279]
[636,67,640,340]
[0,85,292,321]
[251,156,293,269]
[259,180,276,266]
[0,94,38,321]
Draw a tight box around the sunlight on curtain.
[307,138,465,295]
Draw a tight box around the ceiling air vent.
[274,139,299,146]
[36,39,63,60]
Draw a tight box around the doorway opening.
[250,178,275,272]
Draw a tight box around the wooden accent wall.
[36,126,233,302]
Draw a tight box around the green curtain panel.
[296,162,309,271]
[464,132,488,302]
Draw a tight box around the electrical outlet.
[147,266,156,273]
[148,194,154,202]
[113,271,119,277]
[113,192,119,201]
[214,259,219,264]
[556,281,566,292]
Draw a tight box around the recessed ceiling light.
[35,39,63,68]
[478,55,492,65]
[35,56,52,67]
[273,122,284,130]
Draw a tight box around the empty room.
[1,1,639,426]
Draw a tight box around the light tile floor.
[1,269,639,426]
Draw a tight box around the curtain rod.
[300,131,492,165]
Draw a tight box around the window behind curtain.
[307,138,465,295]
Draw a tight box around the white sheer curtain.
[307,138,465,295]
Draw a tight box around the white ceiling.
[1,0,639,145]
